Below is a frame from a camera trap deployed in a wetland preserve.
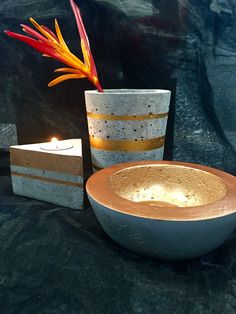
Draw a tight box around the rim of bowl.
[86,160,236,221]
[85,89,171,95]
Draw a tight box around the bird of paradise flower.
[4,0,103,92]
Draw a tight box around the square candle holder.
[10,139,83,209]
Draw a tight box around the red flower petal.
[20,24,48,43]
[5,31,64,63]
[70,0,98,77]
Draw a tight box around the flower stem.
[96,81,103,92]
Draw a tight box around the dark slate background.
[1,0,236,173]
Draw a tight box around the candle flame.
[51,137,58,143]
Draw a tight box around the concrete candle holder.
[86,160,236,260]
[10,139,83,209]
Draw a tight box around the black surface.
[0,149,10,175]
[1,168,236,313]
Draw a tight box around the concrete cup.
[85,89,171,171]
[86,160,236,261]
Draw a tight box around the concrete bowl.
[86,160,236,260]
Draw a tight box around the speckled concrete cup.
[85,89,171,171]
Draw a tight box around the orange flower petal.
[54,19,70,52]
[81,39,90,70]
[59,51,88,73]
[48,73,86,87]
[54,67,85,74]
[30,18,57,44]
[70,0,99,79]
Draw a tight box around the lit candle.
[51,137,59,150]
[10,138,83,209]
[40,137,73,151]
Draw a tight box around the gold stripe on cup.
[87,112,168,121]
[89,136,165,152]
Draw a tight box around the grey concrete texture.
[11,174,83,209]
[85,90,170,167]
[91,146,164,168]
[10,139,84,209]
[88,194,236,260]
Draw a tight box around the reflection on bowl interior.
[110,165,228,207]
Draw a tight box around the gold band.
[87,111,168,121]
[11,171,83,188]
[89,136,165,152]
[11,148,83,176]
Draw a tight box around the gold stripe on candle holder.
[10,148,83,176]
[87,111,168,121]
[11,171,83,188]
[89,136,165,152]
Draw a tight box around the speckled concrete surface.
[91,146,164,168]
[85,90,170,167]
[10,139,84,209]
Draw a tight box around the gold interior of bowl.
[110,165,228,207]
